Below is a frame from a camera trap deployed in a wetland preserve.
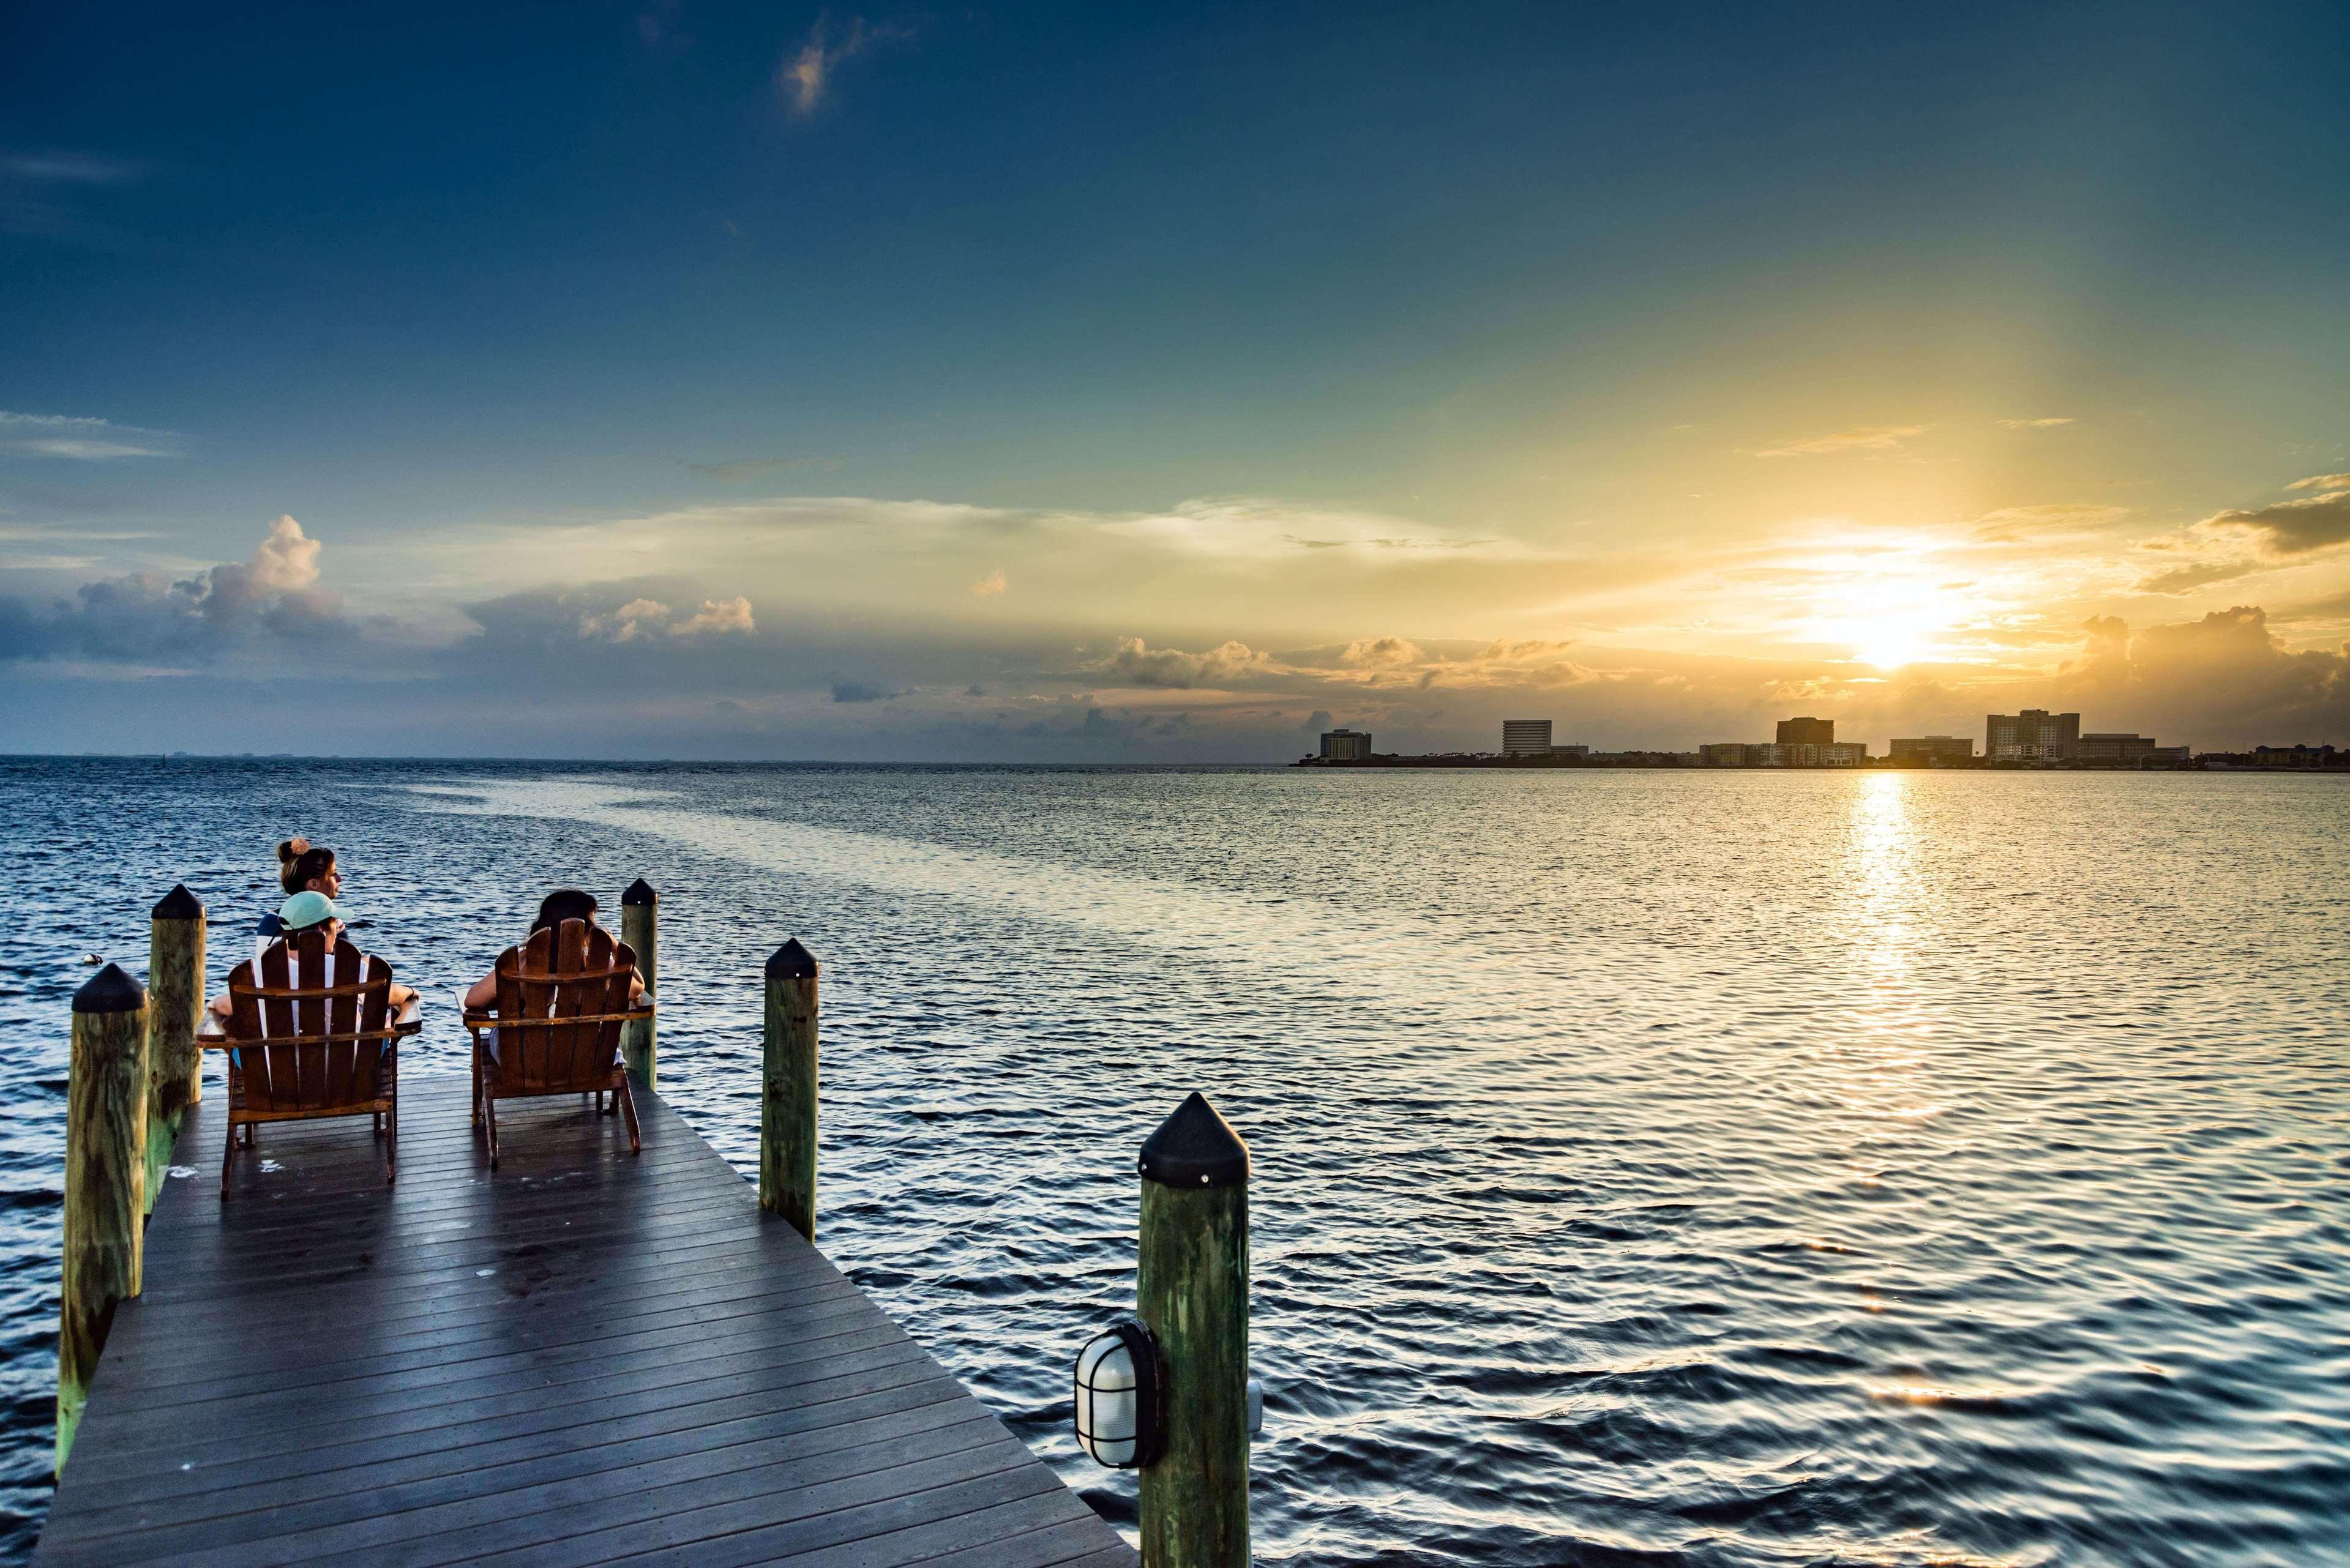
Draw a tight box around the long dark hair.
[531,888,601,933]
[277,837,337,895]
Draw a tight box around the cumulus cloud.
[970,568,1008,596]
[1755,425,1926,458]
[0,515,345,664]
[0,410,180,460]
[1099,637,1270,689]
[579,595,754,640]
[831,679,905,703]
[1340,635,1425,668]
[579,598,672,642]
[672,595,755,637]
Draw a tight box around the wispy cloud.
[780,15,908,117]
[2287,472,2350,492]
[0,410,181,460]
[1997,416,2075,429]
[1754,425,1926,458]
[969,568,1008,596]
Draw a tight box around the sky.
[4,1,2349,760]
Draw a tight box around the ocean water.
[1,757,2345,1566]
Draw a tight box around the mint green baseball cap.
[279,890,344,930]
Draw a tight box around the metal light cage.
[1073,1313,1162,1469]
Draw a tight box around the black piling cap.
[151,883,204,921]
[73,963,148,1015]
[766,938,817,980]
[1139,1091,1249,1190]
[623,878,658,906]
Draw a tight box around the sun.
[1852,618,1928,670]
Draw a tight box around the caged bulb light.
[1072,1315,1162,1469]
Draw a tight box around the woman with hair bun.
[256,838,343,959]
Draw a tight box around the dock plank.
[36,1073,1132,1568]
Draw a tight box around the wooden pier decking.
[35,1072,1136,1568]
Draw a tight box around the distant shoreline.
[1293,755,2347,772]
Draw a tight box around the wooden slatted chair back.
[223,928,395,1114]
[490,919,637,1094]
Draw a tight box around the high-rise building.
[1890,736,1974,764]
[1319,728,1373,760]
[1502,719,1553,756]
[1776,716,1835,747]
[1985,709,2080,760]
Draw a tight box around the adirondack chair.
[211,928,417,1197]
[460,917,647,1168]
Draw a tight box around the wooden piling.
[1137,1091,1252,1568]
[760,938,818,1239]
[59,963,149,1474]
[144,884,205,1213]
[620,878,657,1089]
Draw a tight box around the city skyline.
[6,4,2350,759]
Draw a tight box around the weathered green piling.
[760,939,818,1239]
[144,884,205,1212]
[60,963,149,1473]
[620,878,657,1089]
[1137,1091,1252,1568]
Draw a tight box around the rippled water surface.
[2,759,2346,1565]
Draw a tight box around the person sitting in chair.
[213,890,418,1021]
[462,888,646,1011]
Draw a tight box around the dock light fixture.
[1074,1313,1163,1469]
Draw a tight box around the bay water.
[1,759,2343,1564]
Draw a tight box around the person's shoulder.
[255,911,285,936]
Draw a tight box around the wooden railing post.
[620,878,657,1089]
[60,963,149,1473]
[760,939,817,1239]
[145,884,205,1212]
[1137,1092,1251,1568]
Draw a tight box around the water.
[1,758,2344,1566]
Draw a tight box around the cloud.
[1754,425,1926,458]
[1,152,144,184]
[970,568,1008,596]
[2287,472,2350,493]
[580,598,672,642]
[1340,635,1425,668]
[831,679,905,703]
[0,515,345,664]
[1099,496,1501,561]
[0,410,181,460]
[780,16,907,116]
[2198,488,2350,556]
[1970,503,2130,543]
[672,595,755,637]
[579,595,754,640]
[1997,417,2075,429]
[1099,637,1270,689]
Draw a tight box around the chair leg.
[617,1077,642,1155]
[472,1046,483,1127]
[484,1092,500,1170]
[221,1116,236,1200]
[373,1111,384,1138]
[384,1100,397,1185]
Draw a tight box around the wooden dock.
[34,1072,1136,1568]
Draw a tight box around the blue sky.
[5,2,2349,757]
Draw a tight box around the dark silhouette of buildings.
[1889,736,1974,764]
[1986,709,2080,761]
[1319,728,1374,760]
[1776,716,1835,747]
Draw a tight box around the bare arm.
[463,972,498,1010]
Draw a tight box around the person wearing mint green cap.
[209,892,417,1022]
